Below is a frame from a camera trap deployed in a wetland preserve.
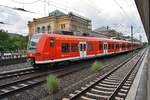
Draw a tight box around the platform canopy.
[135,0,149,43]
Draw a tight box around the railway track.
[0,63,94,99]
[0,67,35,79]
[63,49,146,100]
[0,51,136,81]
[0,50,141,99]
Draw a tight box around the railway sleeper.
[90,88,113,94]
[120,88,128,93]
[95,85,115,91]
[85,92,109,99]
[98,83,118,88]
[81,96,96,100]
[104,78,121,83]
[115,96,124,100]
[102,80,120,85]
[117,92,127,97]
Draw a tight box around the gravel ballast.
[3,51,138,100]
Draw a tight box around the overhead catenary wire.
[0,22,8,25]
[11,0,41,4]
[117,0,145,39]
[113,0,132,21]
[112,0,138,36]
[0,4,42,14]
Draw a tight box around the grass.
[91,61,103,73]
[47,74,60,94]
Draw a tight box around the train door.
[103,42,108,54]
[79,42,87,58]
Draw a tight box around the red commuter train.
[26,33,142,68]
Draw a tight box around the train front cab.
[26,34,50,68]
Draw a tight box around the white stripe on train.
[35,50,130,64]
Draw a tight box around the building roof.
[94,27,110,33]
[49,10,66,16]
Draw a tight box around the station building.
[28,10,92,39]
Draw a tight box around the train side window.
[116,44,118,49]
[62,43,69,52]
[87,44,93,51]
[123,44,125,48]
[80,44,83,51]
[104,44,107,50]
[112,44,114,49]
[99,43,103,50]
[50,39,54,47]
[71,44,78,52]
[116,44,119,49]
[83,44,86,51]
[108,44,110,49]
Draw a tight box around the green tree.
[0,30,27,51]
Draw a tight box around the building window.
[61,24,65,30]
[71,44,78,52]
[87,44,93,51]
[37,27,40,33]
[42,26,45,33]
[47,25,51,33]
[62,43,69,52]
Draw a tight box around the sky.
[0,0,148,42]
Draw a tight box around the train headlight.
[35,52,41,56]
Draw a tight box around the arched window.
[47,25,51,33]
[37,27,40,33]
[42,26,45,33]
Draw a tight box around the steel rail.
[64,49,145,100]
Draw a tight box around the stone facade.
[28,10,92,39]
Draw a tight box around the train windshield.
[27,34,42,51]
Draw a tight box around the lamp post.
[131,25,133,51]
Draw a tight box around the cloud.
[0,0,147,42]
[0,7,26,34]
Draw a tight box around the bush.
[91,61,103,72]
[47,75,59,94]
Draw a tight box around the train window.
[87,44,93,51]
[50,39,54,47]
[71,44,78,52]
[116,44,117,49]
[116,44,119,49]
[110,44,112,49]
[108,44,111,49]
[80,44,83,51]
[62,43,69,52]
[83,44,86,51]
[123,44,125,48]
[112,44,114,49]
[99,43,103,50]
[104,44,107,50]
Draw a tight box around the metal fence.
[0,50,27,66]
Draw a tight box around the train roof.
[34,33,141,44]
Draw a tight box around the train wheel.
[27,58,38,69]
